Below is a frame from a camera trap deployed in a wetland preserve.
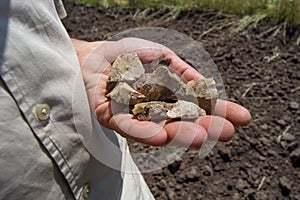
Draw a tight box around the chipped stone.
[106,53,218,121]
[132,100,205,121]
[107,53,145,91]
[106,82,145,105]
[136,66,187,99]
[149,56,171,72]
[167,100,206,119]
[186,78,218,114]
[186,78,218,98]
[139,83,177,102]
[132,101,173,121]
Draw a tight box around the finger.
[214,99,251,126]
[197,116,235,142]
[164,121,207,148]
[165,52,205,81]
[138,50,204,81]
[110,113,168,146]
[114,38,204,80]
[105,38,170,63]
[95,101,168,146]
[82,38,204,80]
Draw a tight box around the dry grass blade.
[257,176,266,191]
[242,83,257,98]
[277,125,292,143]
[74,0,300,26]
[234,13,267,32]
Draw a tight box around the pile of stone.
[106,53,218,121]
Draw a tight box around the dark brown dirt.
[63,2,300,199]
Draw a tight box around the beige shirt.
[0,0,154,199]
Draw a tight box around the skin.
[71,37,251,148]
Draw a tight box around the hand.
[71,38,251,148]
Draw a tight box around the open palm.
[72,38,251,148]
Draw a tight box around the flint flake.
[132,100,205,121]
[132,101,173,121]
[106,82,145,105]
[106,54,218,121]
[136,65,186,101]
[167,100,206,119]
[107,53,145,91]
[186,78,218,114]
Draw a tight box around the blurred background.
[64,0,299,199]
[75,0,300,25]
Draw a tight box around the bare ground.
[63,2,300,199]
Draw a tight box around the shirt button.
[36,104,51,121]
[82,183,90,200]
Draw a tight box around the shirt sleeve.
[0,0,124,199]
[54,0,67,19]
[0,1,155,199]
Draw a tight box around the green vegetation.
[74,0,300,25]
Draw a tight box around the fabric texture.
[0,0,154,199]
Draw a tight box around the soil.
[63,2,300,199]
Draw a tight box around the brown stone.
[148,56,171,72]
[106,82,145,105]
[132,101,173,121]
[132,100,205,121]
[106,53,145,91]
[106,54,218,120]
[136,65,187,99]
[139,83,177,102]
[186,78,218,114]
[167,100,206,119]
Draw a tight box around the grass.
[73,0,300,26]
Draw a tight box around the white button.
[82,183,90,200]
[36,104,51,121]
